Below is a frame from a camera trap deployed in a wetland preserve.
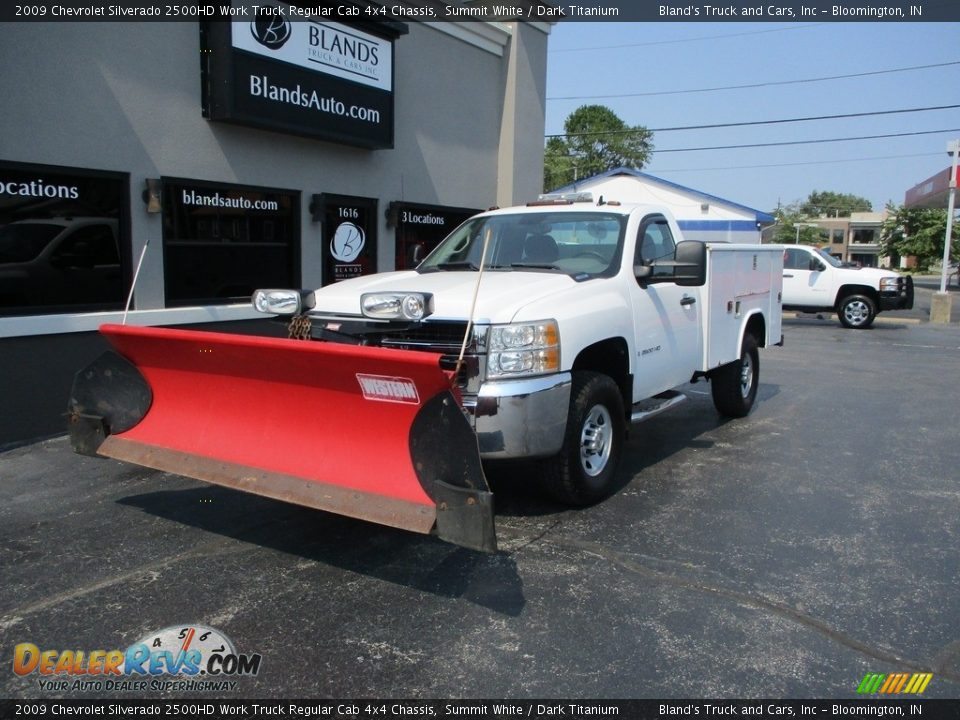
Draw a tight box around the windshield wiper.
[435,261,480,271]
[509,262,558,270]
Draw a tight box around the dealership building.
[0,11,550,446]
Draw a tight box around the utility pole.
[938,139,958,293]
[931,139,958,323]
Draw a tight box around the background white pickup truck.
[255,198,784,505]
[781,245,914,328]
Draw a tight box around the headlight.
[487,320,560,379]
[361,292,434,321]
[879,277,900,291]
[252,289,315,315]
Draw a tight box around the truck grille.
[379,322,482,392]
[379,321,471,351]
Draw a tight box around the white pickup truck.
[253,196,784,505]
[781,245,914,328]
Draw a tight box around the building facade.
[0,15,550,446]
[803,212,887,268]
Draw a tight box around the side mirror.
[634,241,706,287]
[810,259,825,272]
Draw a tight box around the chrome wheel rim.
[740,352,754,398]
[843,300,870,326]
[580,403,613,477]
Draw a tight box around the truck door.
[781,246,832,307]
[628,215,701,401]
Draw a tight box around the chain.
[288,314,312,340]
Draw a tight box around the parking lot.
[2,313,959,700]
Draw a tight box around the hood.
[838,266,900,281]
[310,270,579,324]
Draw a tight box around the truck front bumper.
[464,372,572,460]
[879,276,914,311]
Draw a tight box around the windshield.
[816,248,844,268]
[417,211,627,277]
[0,223,62,263]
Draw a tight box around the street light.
[794,223,815,244]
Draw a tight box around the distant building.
[802,212,888,268]
[547,167,775,243]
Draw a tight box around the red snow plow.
[68,324,496,552]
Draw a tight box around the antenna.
[122,237,151,325]
[453,226,493,386]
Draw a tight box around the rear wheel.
[711,334,759,418]
[539,371,625,506]
[838,294,876,329]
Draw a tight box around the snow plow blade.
[68,324,496,553]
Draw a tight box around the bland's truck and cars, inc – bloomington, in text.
[69,194,785,553]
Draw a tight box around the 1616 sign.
[319,195,378,285]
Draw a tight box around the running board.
[630,390,687,424]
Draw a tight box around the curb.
[782,312,924,325]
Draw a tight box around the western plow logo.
[857,672,933,695]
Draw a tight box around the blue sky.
[544,22,959,215]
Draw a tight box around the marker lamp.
[252,289,315,316]
[361,292,434,321]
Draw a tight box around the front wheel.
[838,294,876,329]
[539,371,625,506]
[711,334,759,418]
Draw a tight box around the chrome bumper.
[463,372,572,460]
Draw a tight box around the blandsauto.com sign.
[202,1,398,149]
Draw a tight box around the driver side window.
[636,218,676,278]
[783,248,809,271]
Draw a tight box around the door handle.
[680,295,696,306]
[783,273,794,278]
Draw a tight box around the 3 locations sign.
[201,2,400,148]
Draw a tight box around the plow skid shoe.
[69,324,496,553]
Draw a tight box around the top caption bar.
[3,0,959,21]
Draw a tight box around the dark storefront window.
[0,161,129,316]
[390,202,479,271]
[162,178,299,306]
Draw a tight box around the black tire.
[837,293,876,329]
[711,334,759,418]
[539,371,625,506]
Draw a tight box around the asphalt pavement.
[1,319,959,700]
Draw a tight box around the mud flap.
[68,324,497,553]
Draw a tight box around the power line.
[547,60,960,100]
[549,24,825,53]
[655,128,960,154]
[545,104,960,139]
[650,151,946,174]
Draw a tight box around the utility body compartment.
[701,244,783,371]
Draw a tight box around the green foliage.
[544,105,653,192]
[880,203,959,270]
[768,207,824,245]
[800,190,872,217]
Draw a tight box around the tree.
[800,190,872,218]
[880,203,959,271]
[544,105,653,192]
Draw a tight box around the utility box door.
[703,244,783,371]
